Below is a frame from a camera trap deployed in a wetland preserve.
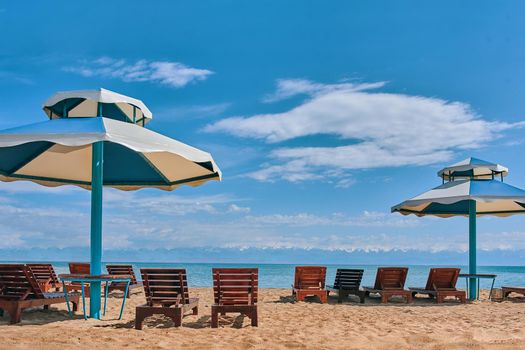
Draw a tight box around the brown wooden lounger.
[27,263,62,293]
[211,268,258,328]
[327,268,366,303]
[135,268,198,329]
[410,268,466,303]
[65,262,92,297]
[363,267,412,303]
[106,264,143,297]
[0,264,79,324]
[292,266,328,303]
[502,286,525,299]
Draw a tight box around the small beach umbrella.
[392,158,525,299]
[0,89,221,318]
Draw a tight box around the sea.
[7,262,525,289]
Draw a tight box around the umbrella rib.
[136,153,171,185]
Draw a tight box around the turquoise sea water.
[7,262,525,289]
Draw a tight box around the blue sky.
[1,1,525,263]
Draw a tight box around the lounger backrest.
[373,267,408,290]
[27,264,60,287]
[213,268,258,306]
[333,269,364,290]
[106,264,138,284]
[0,264,44,300]
[294,266,326,290]
[425,268,460,290]
[140,268,189,307]
[69,262,90,275]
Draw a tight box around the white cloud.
[206,79,524,182]
[228,204,251,214]
[64,57,213,87]
[263,78,386,102]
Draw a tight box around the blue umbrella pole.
[468,200,477,300]
[90,141,104,318]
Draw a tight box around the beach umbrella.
[392,158,525,299]
[0,89,221,318]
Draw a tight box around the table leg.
[119,281,130,320]
[81,282,87,320]
[489,278,495,300]
[104,282,109,316]
[465,278,469,298]
[63,281,72,319]
[477,279,480,300]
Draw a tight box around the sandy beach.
[1,288,524,349]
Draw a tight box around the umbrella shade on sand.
[392,157,525,299]
[0,89,221,318]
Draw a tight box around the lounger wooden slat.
[211,268,258,328]
[292,266,328,303]
[409,268,466,303]
[0,264,79,324]
[363,267,412,303]
[27,264,62,293]
[106,264,143,297]
[327,269,366,303]
[135,268,198,329]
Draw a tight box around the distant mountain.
[1,247,525,265]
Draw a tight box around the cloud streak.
[64,57,213,87]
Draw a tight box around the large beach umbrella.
[0,89,221,318]
[392,158,525,299]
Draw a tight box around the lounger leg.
[72,300,78,312]
[381,293,389,304]
[406,293,413,304]
[321,292,327,303]
[359,292,366,304]
[6,305,22,324]
[43,304,49,310]
[0,308,3,317]
[211,306,219,328]
[171,308,183,327]
[251,307,258,327]
[192,306,198,315]
[337,293,343,304]
[135,307,146,330]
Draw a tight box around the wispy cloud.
[206,79,525,183]
[157,103,231,120]
[64,56,213,87]
[263,78,386,103]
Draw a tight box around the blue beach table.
[459,273,497,300]
[59,274,132,320]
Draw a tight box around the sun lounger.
[363,267,412,303]
[0,264,79,324]
[327,268,366,303]
[410,268,466,303]
[106,264,143,297]
[135,268,198,329]
[27,263,62,292]
[502,286,525,299]
[65,262,92,296]
[211,268,258,328]
[292,266,328,303]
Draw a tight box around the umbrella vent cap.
[437,157,508,181]
[42,88,153,126]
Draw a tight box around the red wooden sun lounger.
[292,266,328,303]
[211,268,258,328]
[27,263,62,293]
[0,264,79,324]
[410,268,466,303]
[106,264,143,297]
[363,267,412,303]
[135,268,198,329]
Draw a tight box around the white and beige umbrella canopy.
[0,89,221,318]
[392,157,525,299]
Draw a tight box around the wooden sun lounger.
[292,266,328,303]
[502,286,525,299]
[409,268,466,303]
[27,263,62,292]
[0,264,79,324]
[211,268,258,328]
[65,262,92,297]
[363,267,412,303]
[327,269,366,303]
[135,268,198,329]
[106,264,143,297]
